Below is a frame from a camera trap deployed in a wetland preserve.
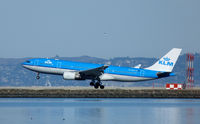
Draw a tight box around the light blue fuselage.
[22,58,174,82]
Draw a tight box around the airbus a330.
[22,48,182,89]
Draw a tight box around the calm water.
[0,98,199,124]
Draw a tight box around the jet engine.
[63,72,83,80]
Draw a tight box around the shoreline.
[0,87,199,98]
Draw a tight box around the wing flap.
[79,65,109,77]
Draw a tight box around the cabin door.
[34,60,39,66]
[140,70,145,77]
[57,62,62,68]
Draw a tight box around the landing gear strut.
[90,79,104,89]
[36,73,40,79]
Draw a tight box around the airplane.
[22,48,182,89]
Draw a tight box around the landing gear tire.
[90,79,105,89]
[36,76,40,80]
[100,85,104,89]
[90,82,94,86]
[96,82,100,87]
[94,84,99,89]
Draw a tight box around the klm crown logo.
[163,57,170,61]
[45,60,53,65]
[159,57,173,66]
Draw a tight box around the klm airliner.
[22,48,182,89]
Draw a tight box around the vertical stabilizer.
[145,48,182,72]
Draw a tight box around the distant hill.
[0,54,199,87]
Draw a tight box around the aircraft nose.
[22,64,25,67]
[22,60,31,68]
[22,64,30,69]
[22,63,26,68]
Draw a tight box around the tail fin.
[145,48,182,72]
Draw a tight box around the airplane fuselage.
[22,58,174,82]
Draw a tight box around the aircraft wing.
[79,65,109,78]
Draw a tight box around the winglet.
[145,48,182,72]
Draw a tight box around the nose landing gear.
[36,73,40,79]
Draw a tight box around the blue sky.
[0,0,199,58]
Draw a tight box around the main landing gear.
[36,72,40,79]
[90,80,104,89]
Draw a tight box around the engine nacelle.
[63,72,83,80]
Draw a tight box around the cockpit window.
[26,61,31,63]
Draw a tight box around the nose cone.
[22,62,27,69]
[22,65,31,70]
[22,64,27,68]
[22,60,32,69]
